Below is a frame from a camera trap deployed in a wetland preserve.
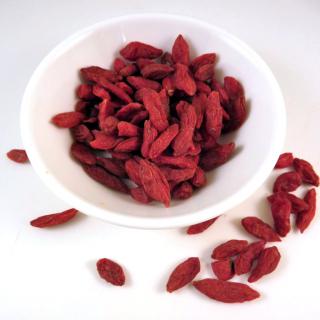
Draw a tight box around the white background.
[1,0,320,319]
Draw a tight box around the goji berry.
[127,76,161,91]
[119,63,138,77]
[141,120,158,158]
[113,58,126,73]
[191,167,207,188]
[296,188,317,233]
[90,131,122,150]
[274,152,294,169]
[234,240,266,275]
[141,63,174,80]
[224,76,243,100]
[190,53,216,72]
[211,259,234,281]
[186,216,220,235]
[117,121,141,137]
[172,34,190,65]
[241,217,281,242]
[30,208,78,228]
[96,157,126,178]
[80,66,120,83]
[166,257,200,292]
[248,246,281,282]
[71,142,96,165]
[293,158,319,187]
[130,187,151,204]
[71,125,93,143]
[115,102,143,121]
[96,258,125,286]
[273,171,302,193]
[205,91,223,139]
[76,84,95,100]
[194,64,214,81]
[6,149,29,163]
[52,112,85,128]
[152,155,197,169]
[125,158,141,186]
[160,167,196,184]
[120,41,163,61]
[286,192,309,213]
[212,240,248,260]
[172,182,193,200]
[193,279,260,303]
[172,63,196,96]
[113,137,141,153]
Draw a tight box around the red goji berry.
[6,149,29,163]
[52,112,85,128]
[194,63,214,81]
[211,259,234,281]
[113,58,126,73]
[190,53,216,72]
[205,91,223,139]
[172,34,190,66]
[30,208,78,228]
[186,216,220,235]
[125,158,141,186]
[90,131,122,150]
[80,66,120,83]
[193,279,260,303]
[293,158,319,187]
[96,157,126,178]
[172,182,193,200]
[71,142,96,165]
[113,137,141,153]
[160,166,196,184]
[274,152,294,169]
[120,41,163,61]
[191,167,207,188]
[141,63,174,80]
[71,125,93,143]
[241,217,281,242]
[248,246,281,282]
[96,258,125,286]
[212,240,248,260]
[127,76,161,92]
[172,63,196,96]
[117,121,141,137]
[119,63,138,77]
[286,192,309,213]
[166,257,200,292]
[273,171,302,193]
[296,188,317,233]
[130,186,151,204]
[136,58,155,70]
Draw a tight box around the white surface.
[0,0,319,319]
[21,14,285,229]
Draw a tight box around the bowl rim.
[20,13,286,229]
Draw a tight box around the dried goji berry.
[119,63,138,77]
[113,57,126,73]
[115,102,143,121]
[99,80,132,104]
[141,120,158,158]
[83,164,128,193]
[110,151,131,161]
[194,63,214,81]
[80,66,120,83]
[205,91,223,139]
[190,53,216,72]
[117,121,141,137]
[127,76,161,91]
[273,171,302,193]
[234,240,266,275]
[125,158,141,186]
[142,89,169,132]
[139,159,170,207]
[286,192,309,213]
[101,116,119,135]
[166,257,200,292]
[192,93,207,129]
[241,217,281,242]
[52,112,85,128]
[161,52,174,65]
[116,82,134,95]
[136,58,155,70]
[74,100,90,113]
[223,96,247,132]
[211,259,234,281]
[211,240,248,260]
[172,34,190,65]
[6,149,29,163]
[71,142,96,165]
[224,76,243,100]
[160,167,196,184]
[162,76,175,96]
[71,125,93,143]
[172,182,193,200]
[293,158,319,187]
[172,63,196,96]
[113,137,141,153]
[200,142,235,171]
[76,84,95,100]
[268,193,292,237]
[90,131,122,150]
[120,41,163,61]
[98,99,115,129]
[193,279,260,303]
[152,155,197,169]
[191,167,207,188]
[96,157,126,178]
[248,246,281,282]
[141,63,174,80]
[30,208,78,228]
[195,80,212,95]
[96,258,125,286]
[148,124,179,159]
[130,186,151,204]
[274,152,294,169]
[131,110,149,125]
[186,216,220,235]
[296,188,317,233]
[92,85,111,100]
[211,79,229,105]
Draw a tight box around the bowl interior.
[21,14,285,228]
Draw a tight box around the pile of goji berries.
[51,35,246,206]
[165,152,318,303]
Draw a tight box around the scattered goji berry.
[166,257,200,292]
[211,259,234,281]
[248,246,281,282]
[273,171,302,193]
[30,208,78,228]
[274,152,294,169]
[286,192,309,213]
[186,216,220,235]
[293,158,319,187]
[96,258,125,286]
[212,240,248,260]
[296,188,317,233]
[241,217,281,242]
[193,279,260,303]
[6,149,29,163]
[234,240,266,275]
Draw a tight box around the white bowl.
[20,14,286,229]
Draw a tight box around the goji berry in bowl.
[20,14,286,229]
